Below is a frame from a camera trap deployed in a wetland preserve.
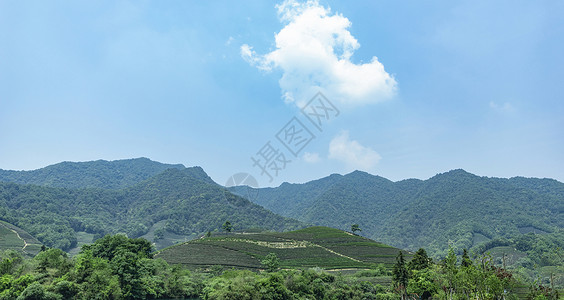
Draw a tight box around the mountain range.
[0,158,303,250]
[1,158,562,263]
[231,169,563,257]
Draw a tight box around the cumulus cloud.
[329,130,381,172]
[241,0,397,106]
[303,152,321,163]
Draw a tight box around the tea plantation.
[156,226,411,270]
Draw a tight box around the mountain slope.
[0,157,185,189]
[0,220,43,256]
[378,170,563,256]
[121,168,304,238]
[231,173,343,217]
[0,167,304,250]
[242,169,563,258]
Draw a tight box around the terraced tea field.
[0,221,43,256]
[156,226,411,270]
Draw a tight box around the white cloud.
[225,36,234,46]
[489,101,514,112]
[241,0,397,106]
[303,152,321,163]
[241,44,271,71]
[329,130,381,172]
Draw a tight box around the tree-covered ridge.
[242,169,563,258]
[0,168,304,250]
[0,157,185,190]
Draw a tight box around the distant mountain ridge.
[0,157,185,189]
[231,168,564,257]
[0,161,303,250]
[1,158,562,262]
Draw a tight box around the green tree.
[351,224,361,234]
[0,250,23,276]
[393,251,409,300]
[261,253,280,272]
[16,282,60,300]
[83,234,153,261]
[153,228,165,242]
[408,248,431,271]
[222,221,232,233]
[256,273,292,299]
[443,246,458,300]
[461,248,472,268]
[112,250,144,299]
[408,268,439,297]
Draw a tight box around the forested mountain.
[0,167,303,250]
[0,157,185,189]
[378,170,563,256]
[234,169,563,258]
[1,158,561,286]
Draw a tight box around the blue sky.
[1,0,563,187]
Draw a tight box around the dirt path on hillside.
[315,244,362,262]
[1,223,29,253]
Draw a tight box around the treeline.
[391,247,559,300]
[1,235,560,299]
[0,235,397,299]
[0,158,185,190]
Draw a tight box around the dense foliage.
[242,170,563,283]
[1,159,562,292]
[243,170,562,257]
[0,168,303,250]
[0,158,185,190]
[0,235,206,299]
[3,235,556,299]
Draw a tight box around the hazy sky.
[1,0,563,187]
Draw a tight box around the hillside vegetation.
[239,170,563,255]
[156,226,409,270]
[0,167,303,250]
[233,169,564,288]
[0,158,185,190]
[1,159,561,289]
[3,233,546,300]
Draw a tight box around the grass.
[155,226,410,271]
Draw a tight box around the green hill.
[238,169,563,257]
[0,168,304,250]
[156,226,410,270]
[378,170,563,256]
[0,157,185,189]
